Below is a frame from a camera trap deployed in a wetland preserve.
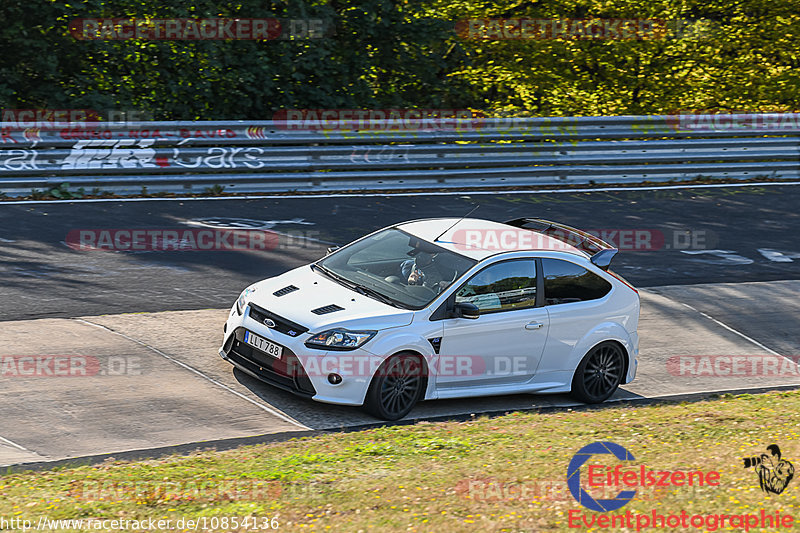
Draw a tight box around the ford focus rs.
[219,217,640,420]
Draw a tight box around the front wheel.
[363,353,424,420]
[570,342,625,403]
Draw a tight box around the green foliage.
[88,187,115,197]
[2,0,799,117]
[426,0,800,115]
[203,184,225,195]
[26,183,84,200]
[46,182,84,199]
[342,434,474,458]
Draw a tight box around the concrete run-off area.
[1,281,799,467]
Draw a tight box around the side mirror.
[326,246,340,254]
[452,302,480,319]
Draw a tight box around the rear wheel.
[364,353,424,420]
[570,342,625,403]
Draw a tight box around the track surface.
[3,284,799,466]
[2,184,800,466]
[1,184,800,321]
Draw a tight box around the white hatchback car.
[220,217,639,420]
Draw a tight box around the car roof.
[395,218,588,261]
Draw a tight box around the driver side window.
[455,260,537,313]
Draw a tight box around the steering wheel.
[410,284,437,299]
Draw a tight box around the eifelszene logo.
[567,441,637,511]
[567,441,721,512]
[566,441,798,530]
[743,444,795,495]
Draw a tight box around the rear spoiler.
[504,217,618,270]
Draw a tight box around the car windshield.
[316,228,478,309]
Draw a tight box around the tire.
[570,341,626,404]
[363,353,425,421]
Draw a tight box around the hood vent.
[273,285,299,297]
[311,304,345,315]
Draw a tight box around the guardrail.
[1,114,799,196]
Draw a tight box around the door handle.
[525,322,544,330]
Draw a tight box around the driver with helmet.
[400,251,450,291]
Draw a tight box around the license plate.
[243,330,283,359]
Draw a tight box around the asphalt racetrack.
[2,184,800,321]
[2,183,800,466]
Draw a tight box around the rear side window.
[542,258,611,305]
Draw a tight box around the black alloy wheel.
[570,342,625,403]
[364,353,424,420]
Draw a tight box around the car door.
[435,258,549,390]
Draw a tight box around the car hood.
[246,265,416,332]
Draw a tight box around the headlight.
[304,329,377,351]
[235,287,256,315]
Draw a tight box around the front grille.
[225,328,316,396]
[311,304,344,315]
[249,303,308,337]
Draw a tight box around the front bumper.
[220,307,378,406]
[220,328,316,397]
